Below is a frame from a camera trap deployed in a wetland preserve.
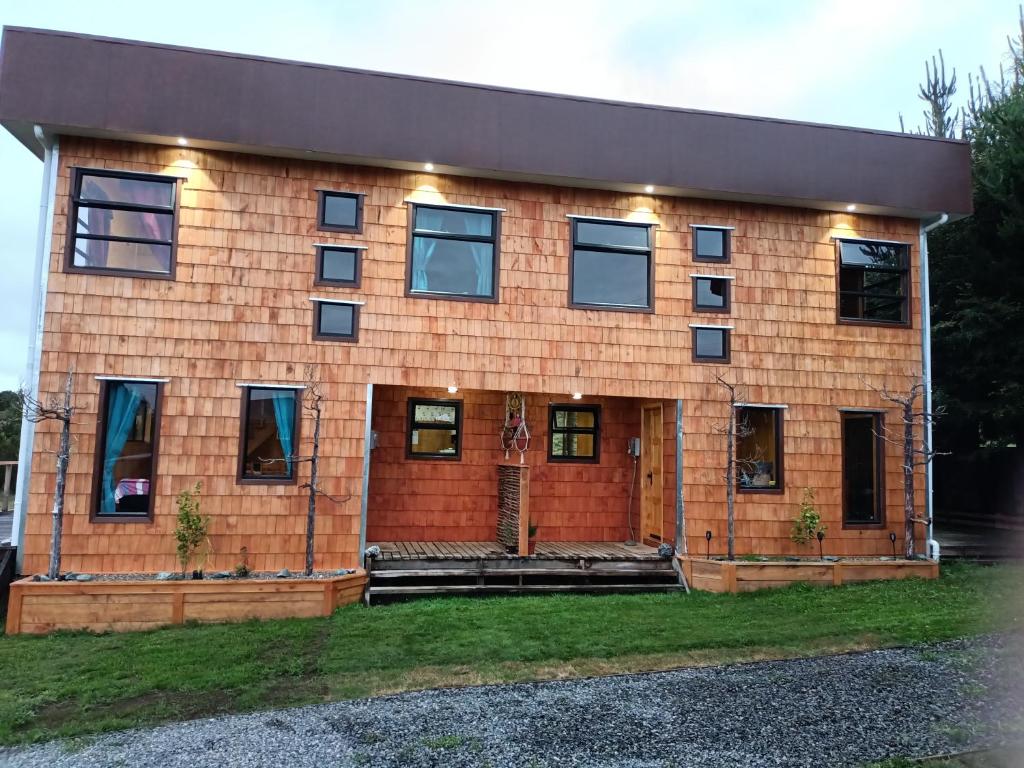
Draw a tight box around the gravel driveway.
[3,635,1020,768]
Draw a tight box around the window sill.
[405,290,499,304]
[842,521,887,530]
[737,486,784,495]
[406,453,462,461]
[237,476,297,486]
[547,456,600,464]
[838,317,911,329]
[568,302,654,314]
[65,266,175,280]
[90,514,154,524]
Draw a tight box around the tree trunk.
[903,399,915,559]
[48,372,73,579]
[305,401,321,577]
[726,403,735,561]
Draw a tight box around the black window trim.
[404,202,502,303]
[568,215,656,313]
[316,189,365,233]
[407,397,463,460]
[237,384,303,485]
[690,323,733,363]
[314,243,365,287]
[65,166,182,280]
[834,237,912,328]
[735,404,785,494]
[548,404,602,464]
[840,408,887,528]
[691,273,734,313]
[311,298,360,343]
[690,224,733,264]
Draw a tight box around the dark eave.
[0,26,972,219]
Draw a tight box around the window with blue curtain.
[240,387,300,482]
[95,379,160,518]
[408,204,499,300]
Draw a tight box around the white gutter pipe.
[11,127,59,572]
[920,212,949,561]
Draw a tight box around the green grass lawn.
[0,562,1019,746]
[866,747,1024,767]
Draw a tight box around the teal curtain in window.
[271,391,296,475]
[464,214,493,296]
[101,383,142,514]
[411,208,444,291]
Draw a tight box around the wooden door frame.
[640,402,664,546]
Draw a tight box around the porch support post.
[675,398,686,554]
[358,382,374,557]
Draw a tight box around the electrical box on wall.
[627,437,641,456]
[370,430,380,449]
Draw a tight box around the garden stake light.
[705,530,713,559]
[816,529,825,560]
[889,531,898,557]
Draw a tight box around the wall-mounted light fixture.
[845,204,856,212]
[424,162,435,172]
[644,185,655,194]
[571,392,582,400]
[447,385,458,394]
[177,137,188,146]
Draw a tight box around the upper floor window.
[691,225,731,263]
[317,190,364,233]
[312,299,359,342]
[691,324,731,363]
[66,169,178,278]
[315,245,362,287]
[548,405,600,463]
[837,239,910,325]
[407,204,500,301]
[736,405,784,492]
[570,217,654,311]
[692,275,732,312]
[93,378,162,520]
[239,386,301,483]
[407,398,462,459]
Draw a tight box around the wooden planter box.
[679,556,938,594]
[4,571,367,635]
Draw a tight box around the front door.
[640,403,664,545]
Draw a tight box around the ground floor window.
[407,398,462,458]
[93,379,161,519]
[842,411,885,525]
[736,406,784,491]
[239,387,300,483]
[548,405,600,462]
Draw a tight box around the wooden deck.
[371,541,662,562]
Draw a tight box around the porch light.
[177,137,188,146]
[644,185,655,194]
[447,385,458,394]
[571,392,582,400]
[845,204,856,212]
[424,162,435,171]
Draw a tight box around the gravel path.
[3,635,1020,768]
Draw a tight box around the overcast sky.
[0,0,1018,391]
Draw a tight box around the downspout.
[675,399,685,554]
[920,212,949,561]
[11,127,59,572]
[358,382,374,559]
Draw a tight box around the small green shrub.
[790,487,826,546]
[174,482,211,575]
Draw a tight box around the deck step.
[370,582,684,596]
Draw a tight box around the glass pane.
[79,174,174,207]
[322,193,359,228]
[410,427,458,455]
[414,206,493,237]
[97,381,158,516]
[410,236,494,297]
[321,248,357,282]
[72,238,172,274]
[844,415,879,523]
[696,277,727,308]
[695,229,726,259]
[77,207,173,242]
[737,408,779,489]
[840,241,906,269]
[572,249,649,307]
[553,409,595,428]
[414,403,458,425]
[694,328,726,359]
[243,388,296,479]
[575,221,649,249]
[318,303,355,337]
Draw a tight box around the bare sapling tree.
[259,364,349,576]
[713,374,753,561]
[18,370,75,579]
[867,378,947,560]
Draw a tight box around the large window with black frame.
[837,239,910,325]
[407,204,500,300]
[570,218,654,310]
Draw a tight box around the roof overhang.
[0,27,973,220]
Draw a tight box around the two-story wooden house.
[0,28,971,586]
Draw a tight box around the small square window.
[408,399,462,459]
[317,190,364,233]
[692,326,730,362]
[693,276,731,312]
[548,405,601,462]
[313,301,359,342]
[315,246,361,286]
[693,226,730,262]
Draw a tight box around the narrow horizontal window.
[313,301,359,342]
[570,218,653,310]
[549,405,600,463]
[693,276,730,312]
[93,379,161,520]
[317,190,364,233]
[407,204,500,301]
[693,226,730,262]
[837,240,910,325]
[408,398,462,459]
[736,406,784,492]
[239,386,301,483]
[315,246,361,286]
[66,169,178,278]
[692,326,730,362]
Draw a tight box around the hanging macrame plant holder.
[500,392,530,464]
